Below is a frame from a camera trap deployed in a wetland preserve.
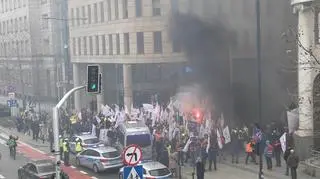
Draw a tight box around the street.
[0,125,316,179]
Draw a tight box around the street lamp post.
[255,0,263,178]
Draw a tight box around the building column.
[73,63,81,112]
[123,64,133,114]
[292,1,315,160]
[97,64,105,112]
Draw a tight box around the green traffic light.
[91,84,97,90]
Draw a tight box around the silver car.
[76,146,123,173]
[119,161,172,179]
[69,133,100,153]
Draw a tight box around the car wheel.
[93,164,99,173]
[76,158,81,166]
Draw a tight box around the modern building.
[69,0,186,112]
[0,0,61,110]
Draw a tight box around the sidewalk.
[0,125,51,153]
[180,155,315,179]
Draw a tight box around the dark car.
[18,159,56,179]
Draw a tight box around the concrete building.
[69,0,186,112]
[0,0,60,110]
[290,0,320,158]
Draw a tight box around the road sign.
[123,144,142,166]
[123,165,143,179]
[7,99,17,107]
[8,92,15,99]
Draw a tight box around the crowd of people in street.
[12,98,301,179]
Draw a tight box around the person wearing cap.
[75,138,83,154]
[287,149,299,179]
[63,138,70,166]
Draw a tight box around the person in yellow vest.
[59,135,64,159]
[75,138,83,154]
[69,114,78,135]
[63,138,70,166]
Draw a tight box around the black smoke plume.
[169,13,236,117]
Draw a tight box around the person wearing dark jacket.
[196,157,205,179]
[284,146,293,176]
[208,140,218,171]
[287,149,299,179]
[273,139,282,167]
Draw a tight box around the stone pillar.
[123,64,133,114]
[73,63,81,112]
[292,0,315,160]
[97,64,105,112]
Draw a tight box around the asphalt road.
[0,137,30,179]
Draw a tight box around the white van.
[116,120,153,161]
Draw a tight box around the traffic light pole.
[52,85,86,179]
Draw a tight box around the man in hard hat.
[75,138,83,154]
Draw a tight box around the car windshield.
[84,138,99,144]
[37,164,55,173]
[149,168,171,176]
[126,134,151,148]
[102,151,120,158]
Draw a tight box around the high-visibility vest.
[63,142,69,152]
[75,142,82,152]
[59,138,64,147]
[246,143,253,153]
[70,115,77,124]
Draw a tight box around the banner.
[287,108,299,133]
[280,132,287,153]
[217,129,223,149]
[223,126,231,144]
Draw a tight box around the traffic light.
[87,65,100,93]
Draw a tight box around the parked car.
[69,132,101,153]
[18,159,56,179]
[76,146,123,173]
[119,161,172,179]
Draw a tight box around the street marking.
[80,171,88,175]
[0,133,9,139]
[91,177,99,179]
[70,165,76,169]
[20,142,46,154]
[0,174,5,178]
[49,156,55,159]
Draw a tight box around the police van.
[116,120,152,161]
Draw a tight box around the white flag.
[280,132,287,152]
[223,126,231,144]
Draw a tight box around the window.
[152,0,161,16]
[89,36,93,55]
[42,14,49,29]
[115,0,119,19]
[123,0,128,19]
[71,8,75,26]
[135,0,142,17]
[24,16,27,30]
[72,38,76,55]
[101,35,106,55]
[108,34,113,55]
[107,0,111,21]
[100,2,105,22]
[116,34,120,55]
[95,35,99,55]
[87,5,92,24]
[76,8,80,26]
[153,31,162,53]
[77,37,81,55]
[126,134,151,147]
[19,17,22,31]
[124,33,130,54]
[15,18,18,32]
[136,32,144,54]
[83,37,87,55]
[102,151,120,158]
[94,3,98,23]
[82,6,86,24]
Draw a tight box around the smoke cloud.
[169,13,236,117]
